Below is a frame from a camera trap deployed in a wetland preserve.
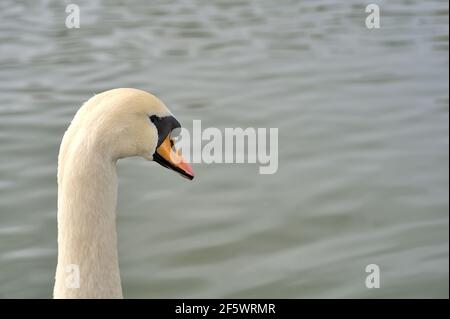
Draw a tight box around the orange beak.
[154,135,194,180]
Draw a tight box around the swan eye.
[149,115,160,124]
[151,115,182,148]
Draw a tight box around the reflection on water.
[0,0,448,298]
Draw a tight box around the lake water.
[0,0,448,298]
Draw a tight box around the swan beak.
[153,135,194,180]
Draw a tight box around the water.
[0,0,448,298]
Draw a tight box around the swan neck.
[54,148,123,298]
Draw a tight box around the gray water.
[0,0,448,298]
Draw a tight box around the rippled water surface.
[0,0,448,298]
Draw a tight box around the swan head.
[75,88,194,180]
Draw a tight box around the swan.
[53,88,194,298]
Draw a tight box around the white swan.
[53,88,194,298]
